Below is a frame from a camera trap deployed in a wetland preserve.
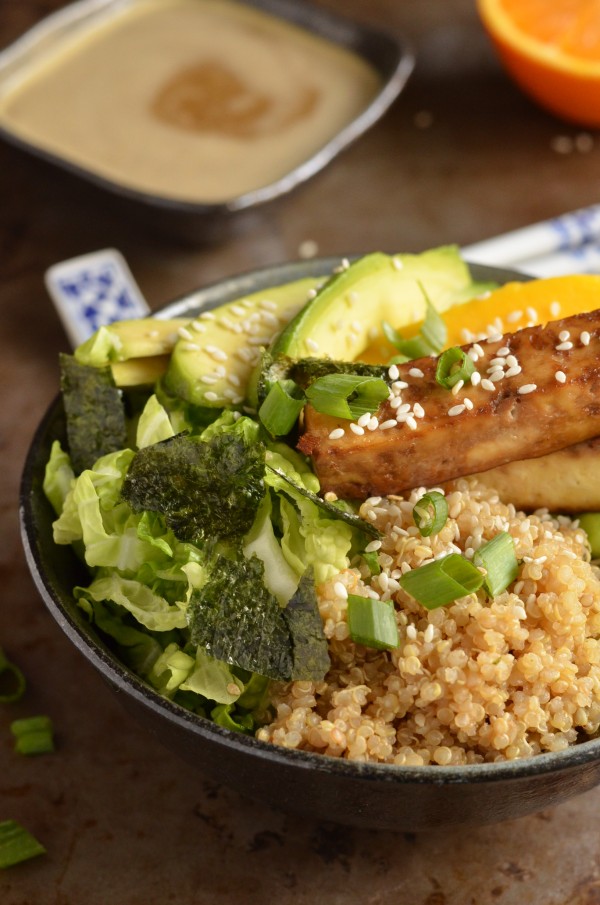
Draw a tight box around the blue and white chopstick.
[462,204,600,276]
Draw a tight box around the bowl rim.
[0,0,414,216]
[20,255,600,787]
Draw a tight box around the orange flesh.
[360,275,600,363]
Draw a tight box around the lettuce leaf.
[136,394,175,449]
[77,573,187,631]
[43,441,75,516]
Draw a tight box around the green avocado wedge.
[270,246,493,362]
[163,277,321,408]
[74,317,190,388]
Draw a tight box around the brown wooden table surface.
[2,2,600,903]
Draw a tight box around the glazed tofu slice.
[449,437,600,513]
[298,309,600,499]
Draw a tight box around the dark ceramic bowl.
[20,259,600,831]
[0,0,413,242]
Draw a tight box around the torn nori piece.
[266,465,381,541]
[60,353,128,474]
[121,431,265,543]
[187,556,328,682]
[283,569,330,681]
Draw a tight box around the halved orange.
[477,0,600,127]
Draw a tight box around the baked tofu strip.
[298,309,600,499]
[445,437,600,513]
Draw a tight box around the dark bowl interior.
[20,258,600,831]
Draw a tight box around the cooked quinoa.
[257,479,600,765]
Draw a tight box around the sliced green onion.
[474,532,519,597]
[0,647,26,704]
[0,820,46,869]
[578,513,600,558]
[413,491,448,537]
[399,554,484,609]
[305,374,389,420]
[10,716,54,756]
[347,595,399,650]
[258,379,305,436]
[382,289,446,362]
[211,703,254,734]
[362,551,381,576]
[419,291,447,353]
[435,347,475,389]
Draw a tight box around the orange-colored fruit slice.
[361,274,600,362]
[477,0,600,127]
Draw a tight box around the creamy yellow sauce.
[0,0,381,202]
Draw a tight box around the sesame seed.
[467,349,479,362]
[558,330,570,342]
[389,397,406,411]
[581,331,591,346]
[424,624,435,643]
[409,367,424,378]
[350,423,365,435]
[550,301,561,317]
[473,343,485,357]
[392,256,404,271]
[306,338,319,352]
[181,342,201,351]
[366,496,382,506]
[364,540,382,554]
[506,310,522,323]
[223,388,239,400]
[260,311,279,327]
[489,357,507,367]
[368,416,380,431]
[201,375,218,384]
[214,365,226,377]
[405,415,418,430]
[328,428,345,440]
[191,320,207,333]
[555,370,566,384]
[496,347,510,357]
[357,412,371,427]
[178,326,194,341]
[236,347,254,362]
[248,335,274,346]
[451,379,465,396]
[379,419,397,430]
[393,380,409,391]
[204,391,219,402]
[504,365,522,378]
[487,332,504,343]
[230,305,245,316]
[259,299,278,311]
[526,307,538,322]
[448,404,465,416]
[200,311,215,320]
[388,364,400,381]
[462,328,475,343]
[463,397,474,410]
[204,345,228,362]
[555,341,573,351]
[506,354,518,368]
[471,371,481,386]
[413,402,425,418]
[481,378,495,391]
[518,383,537,395]
[227,374,241,387]
[406,624,417,640]
[334,581,348,600]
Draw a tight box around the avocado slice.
[270,246,491,361]
[75,318,189,364]
[163,277,321,408]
